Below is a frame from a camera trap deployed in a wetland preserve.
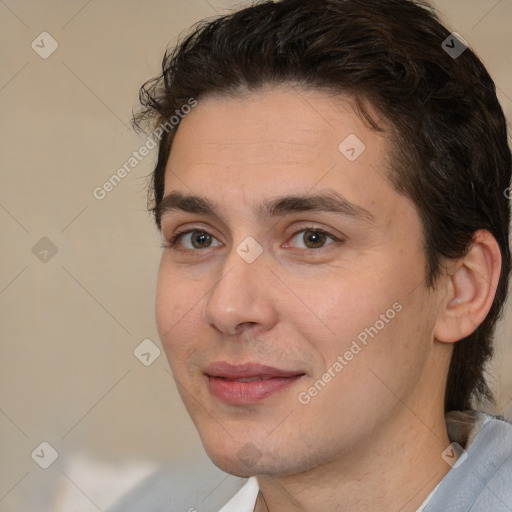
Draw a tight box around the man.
[133,0,512,510]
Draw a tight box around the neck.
[255,405,452,512]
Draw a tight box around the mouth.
[204,362,306,404]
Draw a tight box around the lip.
[205,362,306,405]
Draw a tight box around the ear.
[434,230,502,344]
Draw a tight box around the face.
[156,86,442,477]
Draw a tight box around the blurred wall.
[0,0,511,510]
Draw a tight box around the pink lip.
[205,362,305,404]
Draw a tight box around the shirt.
[217,411,512,511]
[217,478,439,511]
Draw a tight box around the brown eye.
[303,230,328,248]
[290,228,336,250]
[189,231,213,249]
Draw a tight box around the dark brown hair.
[134,0,512,412]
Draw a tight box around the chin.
[204,439,310,479]
[205,447,263,477]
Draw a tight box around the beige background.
[1,0,511,510]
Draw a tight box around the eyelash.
[162,225,341,253]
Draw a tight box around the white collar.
[217,476,259,512]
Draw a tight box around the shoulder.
[425,412,512,512]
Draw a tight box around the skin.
[155,85,501,511]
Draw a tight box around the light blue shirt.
[424,412,512,511]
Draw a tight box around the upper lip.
[204,362,305,379]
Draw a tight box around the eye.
[162,225,339,252]
[165,228,222,250]
[287,226,338,250]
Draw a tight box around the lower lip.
[207,375,303,404]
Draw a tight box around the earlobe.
[434,230,502,344]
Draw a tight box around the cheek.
[155,261,201,364]
[294,265,425,392]
[155,271,175,345]
[294,270,396,357]
[156,256,200,324]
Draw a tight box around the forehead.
[168,86,390,172]
[162,86,406,227]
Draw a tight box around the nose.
[202,244,279,336]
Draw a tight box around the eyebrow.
[155,189,375,228]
